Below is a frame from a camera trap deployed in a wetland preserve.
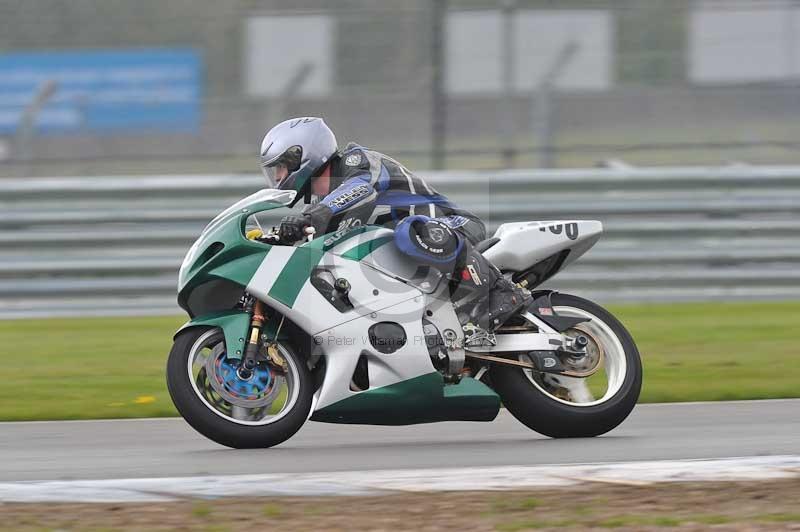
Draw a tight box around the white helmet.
[259,117,337,203]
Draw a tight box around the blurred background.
[3,0,800,175]
[0,0,798,418]
[3,0,800,317]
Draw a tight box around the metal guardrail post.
[14,80,58,175]
[430,0,447,170]
[533,42,578,169]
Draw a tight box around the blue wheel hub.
[217,357,272,400]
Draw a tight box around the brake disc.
[205,349,282,408]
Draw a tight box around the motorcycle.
[167,188,642,448]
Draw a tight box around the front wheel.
[167,327,313,448]
[491,293,642,438]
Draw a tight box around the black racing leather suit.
[301,143,486,248]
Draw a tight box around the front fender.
[174,310,251,360]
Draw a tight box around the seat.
[474,237,500,253]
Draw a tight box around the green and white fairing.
[175,188,500,424]
[171,192,643,443]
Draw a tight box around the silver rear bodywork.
[485,220,603,271]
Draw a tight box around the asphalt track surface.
[1,400,798,482]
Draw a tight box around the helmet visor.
[262,162,290,188]
[261,145,303,189]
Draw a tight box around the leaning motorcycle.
[167,189,642,448]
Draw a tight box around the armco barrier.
[2,166,799,318]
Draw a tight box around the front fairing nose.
[177,189,296,294]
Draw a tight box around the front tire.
[491,293,642,438]
[167,327,313,448]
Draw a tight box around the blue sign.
[0,48,201,134]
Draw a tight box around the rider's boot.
[453,245,532,334]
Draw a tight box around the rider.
[260,117,531,332]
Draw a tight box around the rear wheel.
[491,293,642,438]
[167,327,313,448]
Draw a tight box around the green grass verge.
[0,301,798,421]
[618,300,800,403]
[0,315,185,421]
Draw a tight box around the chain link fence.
[2,0,800,176]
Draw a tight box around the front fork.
[238,298,266,379]
[239,297,288,377]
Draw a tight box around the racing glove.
[279,215,311,243]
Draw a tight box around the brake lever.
[256,231,282,244]
[258,227,315,246]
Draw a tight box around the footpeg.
[463,323,497,347]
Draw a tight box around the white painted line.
[1,455,798,503]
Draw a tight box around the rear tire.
[167,327,313,449]
[491,293,642,438]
